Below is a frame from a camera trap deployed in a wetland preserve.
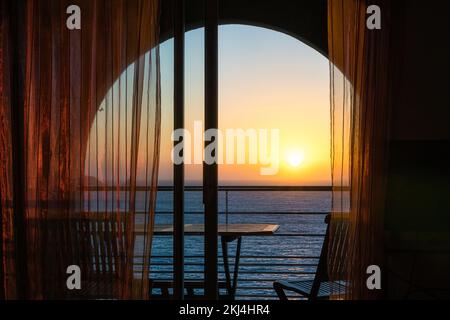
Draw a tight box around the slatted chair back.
[77,216,126,298]
[310,214,349,298]
[47,215,127,298]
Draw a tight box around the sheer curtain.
[328,0,393,299]
[0,0,161,299]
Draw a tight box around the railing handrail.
[83,185,341,192]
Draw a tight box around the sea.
[84,188,332,298]
[149,190,331,299]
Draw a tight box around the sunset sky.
[88,24,331,186]
[159,25,331,185]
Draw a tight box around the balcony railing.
[82,185,331,299]
[147,185,331,300]
[0,184,332,300]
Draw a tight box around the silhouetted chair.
[75,217,119,298]
[35,216,124,299]
[273,214,347,300]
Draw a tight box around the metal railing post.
[225,191,229,225]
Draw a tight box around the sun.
[285,150,305,168]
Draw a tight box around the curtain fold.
[328,0,393,299]
[1,0,161,299]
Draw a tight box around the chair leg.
[162,286,170,298]
[273,282,288,300]
[186,287,195,298]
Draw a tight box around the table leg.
[221,236,242,299]
[232,237,242,295]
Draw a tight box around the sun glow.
[285,150,305,168]
[154,25,330,184]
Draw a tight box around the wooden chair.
[70,217,122,299]
[273,214,347,300]
[34,216,123,299]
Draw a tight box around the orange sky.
[159,25,331,185]
[88,25,331,186]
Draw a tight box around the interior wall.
[385,0,450,299]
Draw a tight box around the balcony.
[148,185,330,300]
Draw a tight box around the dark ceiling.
[160,0,328,56]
